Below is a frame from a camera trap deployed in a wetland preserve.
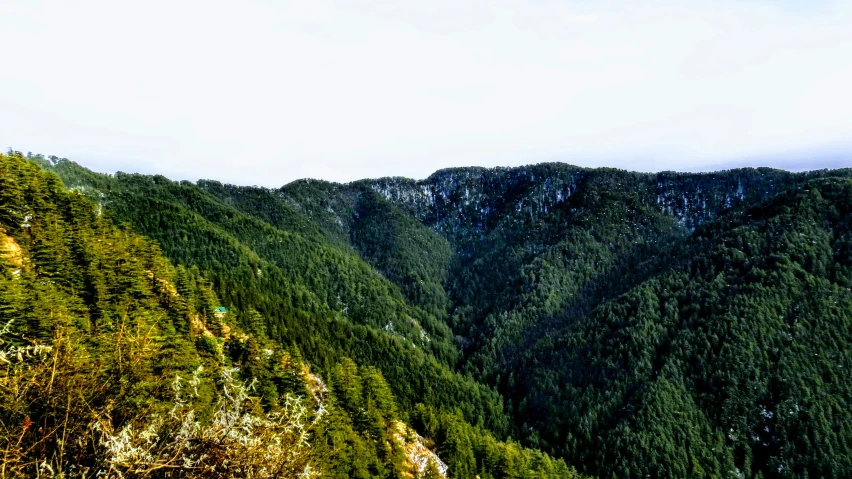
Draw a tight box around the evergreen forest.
[3,149,852,478]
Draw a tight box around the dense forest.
[5,149,852,478]
[0,152,582,478]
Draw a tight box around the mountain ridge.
[2,150,583,479]
[18,151,852,478]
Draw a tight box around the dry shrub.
[95,367,324,478]
[0,322,325,478]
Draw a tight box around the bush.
[0,323,325,478]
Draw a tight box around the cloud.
[0,0,850,186]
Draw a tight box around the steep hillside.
[200,180,454,321]
[514,178,852,478]
[25,150,852,478]
[30,155,513,436]
[271,162,852,478]
[361,165,852,478]
[1,152,583,479]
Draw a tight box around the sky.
[1,0,851,187]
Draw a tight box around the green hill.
[21,150,852,478]
[0,152,583,479]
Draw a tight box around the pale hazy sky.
[2,0,851,186]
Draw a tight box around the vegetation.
[1,151,581,478]
[30,154,509,435]
[12,149,852,478]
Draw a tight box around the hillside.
[0,152,583,478]
[30,155,511,436]
[365,165,852,478]
[22,150,852,478]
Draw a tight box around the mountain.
[19,150,852,478]
[362,165,852,478]
[0,152,582,479]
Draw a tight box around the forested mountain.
[0,152,582,479]
[13,149,852,478]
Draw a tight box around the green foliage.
[348,188,454,319]
[497,180,852,478]
[22,149,852,478]
[0,152,218,474]
[33,153,511,436]
[2,151,575,478]
[411,405,584,479]
[363,164,852,479]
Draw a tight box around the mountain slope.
[514,178,852,478]
[363,165,852,478]
[1,151,583,479]
[26,151,852,478]
[27,153,512,437]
